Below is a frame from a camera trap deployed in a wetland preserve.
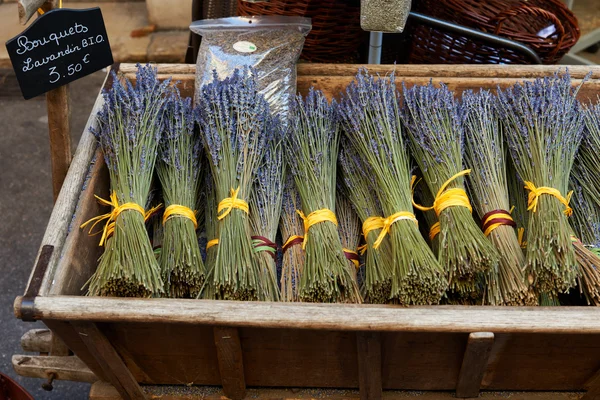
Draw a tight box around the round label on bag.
[233,41,257,53]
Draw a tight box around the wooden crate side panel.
[241,328,358,388]
[382,332,466,390]
[483,333,600,391]
[50,149,109,296]
[100,322,221,385]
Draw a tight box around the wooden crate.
[13,64,600,400]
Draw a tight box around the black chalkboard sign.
[5,8,113,100]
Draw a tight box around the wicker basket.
[237,0,364,63]
[409,0,580,64]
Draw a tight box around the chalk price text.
[48,53,90,83]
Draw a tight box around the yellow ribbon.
[217,187,249,220]
[429,221,441,241]
[80,192,156,246]
[517,227,527,249]
[297,209,338,250]
[373,211,419,249]
[412,170,473,217]
[283,234,304,250]
[206,239,219,250]
[163,204,198,229]
[523,181,573,217]
[358,216,385,254]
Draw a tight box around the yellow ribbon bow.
[523,181,573,217]
[358,216,386,254]
[217,187,249,220]
[372,211,419,249]
[163,204,198,229]
[80,192,151,246]
[297,209,338,249]
[412,170,473,217]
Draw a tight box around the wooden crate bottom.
[89,382,584,400]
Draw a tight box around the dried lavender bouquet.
[279,174,305,302]
[285,89,361,303]
[336,192,362,283]
[249,132,285,302]
[84,65,170,297]
[462,90,529,306]
[578,103,600,210]
[157,93,205,298]
[339,142,394,303]
[339,71,446,305]
[198,69,271,300]
[402,82,499,297]
[497,73,585,295]
[200,170,218,299]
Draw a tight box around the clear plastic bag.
[190,16,311,122]
[360,0,412,33]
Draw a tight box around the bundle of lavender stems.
[285,89,361,303]
[249,132,285,302]
[339,142,395,303]
[157,93,205,298]
[198,68,272,300]
[402,82,500,299]
[497,72,585,296]
[85,65,171,297]
[339,71,446,305]
[462,90,532,306]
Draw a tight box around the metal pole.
[368,32,383,64]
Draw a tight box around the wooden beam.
[12,355,97,383]
[356,332,382,400]
[21,329,52,353]
[46,84,72,201]
[71,322,146,400]
[582,367,600,400]
[89,381,585,400]
[213,327,246,400]
[456,332,495,398]
[21,296,600,334]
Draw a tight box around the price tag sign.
[5,7,113,100]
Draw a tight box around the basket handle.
[491,5,566,58]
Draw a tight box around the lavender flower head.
[402,81,463,174]
[339,69,401,165]
[197,67,271,196]
[92,63,173,204]
[157,91,201,209]
[496,71,587,191]
[285,88,339,209]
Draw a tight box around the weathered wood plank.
[23,297,600,334]
[456,332,494,398]
[49,149,108,296]
[46,84,72,201]
[357,332,382,400]
[43,320,108,382]
[21,329,52,353]
[89,381,585,400]
[12,355,97,383]
[581,367,600,400]
[214,327,246,400]
[71,322,146,400]
[118,63,600,79]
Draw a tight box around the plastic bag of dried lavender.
[360,0,411,32]
[190,16,311,123]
